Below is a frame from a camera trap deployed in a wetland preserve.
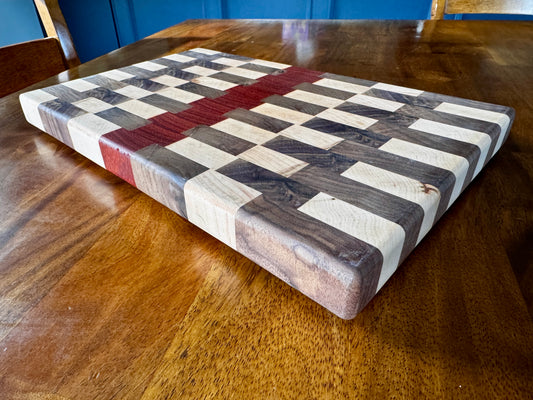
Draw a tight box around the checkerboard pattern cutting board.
[20,48,514,319]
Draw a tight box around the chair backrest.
[431,0,533,19]
[34,0,79,69]
[0,0,80,98]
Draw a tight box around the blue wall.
[100,0,434,49]
[59,0,119,62]
[2,0,531,63]
[331,0,431,19]
[0,0,43,47]
[223,0,312,18]
[108,0,219,46]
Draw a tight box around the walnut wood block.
[1,19,532,399]
[19,47,514,319]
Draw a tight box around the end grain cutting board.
[19,48,514,319]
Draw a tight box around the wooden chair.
[431,0,533,19]
[0,0,80,98]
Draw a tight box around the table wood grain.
[0,19,532,399]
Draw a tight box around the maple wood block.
[19,48,514,319]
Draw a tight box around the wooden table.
[0,19,531,399]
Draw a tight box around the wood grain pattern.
[298,192,405,291]
[0,38,67,98]
[367,118,482,189]
[290,165,424,263]
[432,0,533,19]
[185,169,261,249]
[409,118,491,176]
[212,118,278,144]
[131,144,207,218]
[280,124,344,149]
[38,99,85,147]
[341,162,440,244]
[380,138,470,206]
[0,19,532,399]
[183,125,256,155]
[67,113,121,168]
[238,144,309,177]
[166,136,237,169]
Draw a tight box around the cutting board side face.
[19,48,514,319]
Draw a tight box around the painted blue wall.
[59,0,119,62]
[222,0,312,19]
[108,0,434,48]
[2,0,531,63]
[109,0,216,46]
[331,0,431,19]
[0,0,43,47]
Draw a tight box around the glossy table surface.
[0,19,532,399]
